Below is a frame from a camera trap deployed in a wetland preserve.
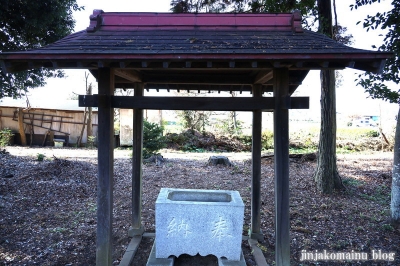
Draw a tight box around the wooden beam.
[142,73,253,85]
[118,236,142,266]
[79,95,309,111]
[273,68,290,265]
[319,61,329,68]
[96,67,115,266]
[135,83,255,92]
[130,83,145,236]
[347,61,355,68]
[248,239,268,266]
[114,69,142,83]
[250,84,263,241]
[254,70,273,84]
[0,60,7,73]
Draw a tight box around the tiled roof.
[35,28,366,56]
[0,11,392,93]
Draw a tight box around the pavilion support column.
[96,68,115,266]
[273,68,290,265]
[129,83,145,236]
[250,84,263,241]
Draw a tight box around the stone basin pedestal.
[155,188,244,261]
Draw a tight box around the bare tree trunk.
[87,83,93,138]
[159,110,163,126]
[18,108,27,146]
[231,92,238,133]
[233,111,238,132]
[391,105,400,225]
[314,0,344,193]
[314,70,344,193]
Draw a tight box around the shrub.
[0,128,14,147]
[364,129,379,138]
[235,130,274,151]
[87,135,96,148]
[165,132,187,146]
[236,134,252,150]
[213,114,243,136]
[143,120,166,159]
[37,153,45,161]
[261,130,274,149]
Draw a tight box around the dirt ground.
[0,146,399,265]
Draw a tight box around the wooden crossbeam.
[79,95,309,111]
[114,69,142,83]
[254,70,273,84]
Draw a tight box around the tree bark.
[391,105,400,225]
[313,0,344,193]
[314,70,344,193]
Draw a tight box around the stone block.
[155,188,244,261]
[218,251,247,266]
[146,241,175,266]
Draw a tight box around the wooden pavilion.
[0,10,392,266]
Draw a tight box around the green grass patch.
[342,178,364,187]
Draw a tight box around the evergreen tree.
[143,120,166,159]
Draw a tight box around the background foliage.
[0,0,83,98]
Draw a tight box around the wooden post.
[273,68,290,265]
[18,108,27,146]
[250,84,263,240]
[96,68,115,266]
[130,83,145,236]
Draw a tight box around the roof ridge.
[86,10,303,33]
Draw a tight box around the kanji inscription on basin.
[155,188,244,261]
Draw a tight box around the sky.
[23,0,398,125]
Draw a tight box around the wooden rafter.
[114,69,142,83]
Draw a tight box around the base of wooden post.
[128,225,145,237]
[248,229,264,241]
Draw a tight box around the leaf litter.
[0,147,399,265]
